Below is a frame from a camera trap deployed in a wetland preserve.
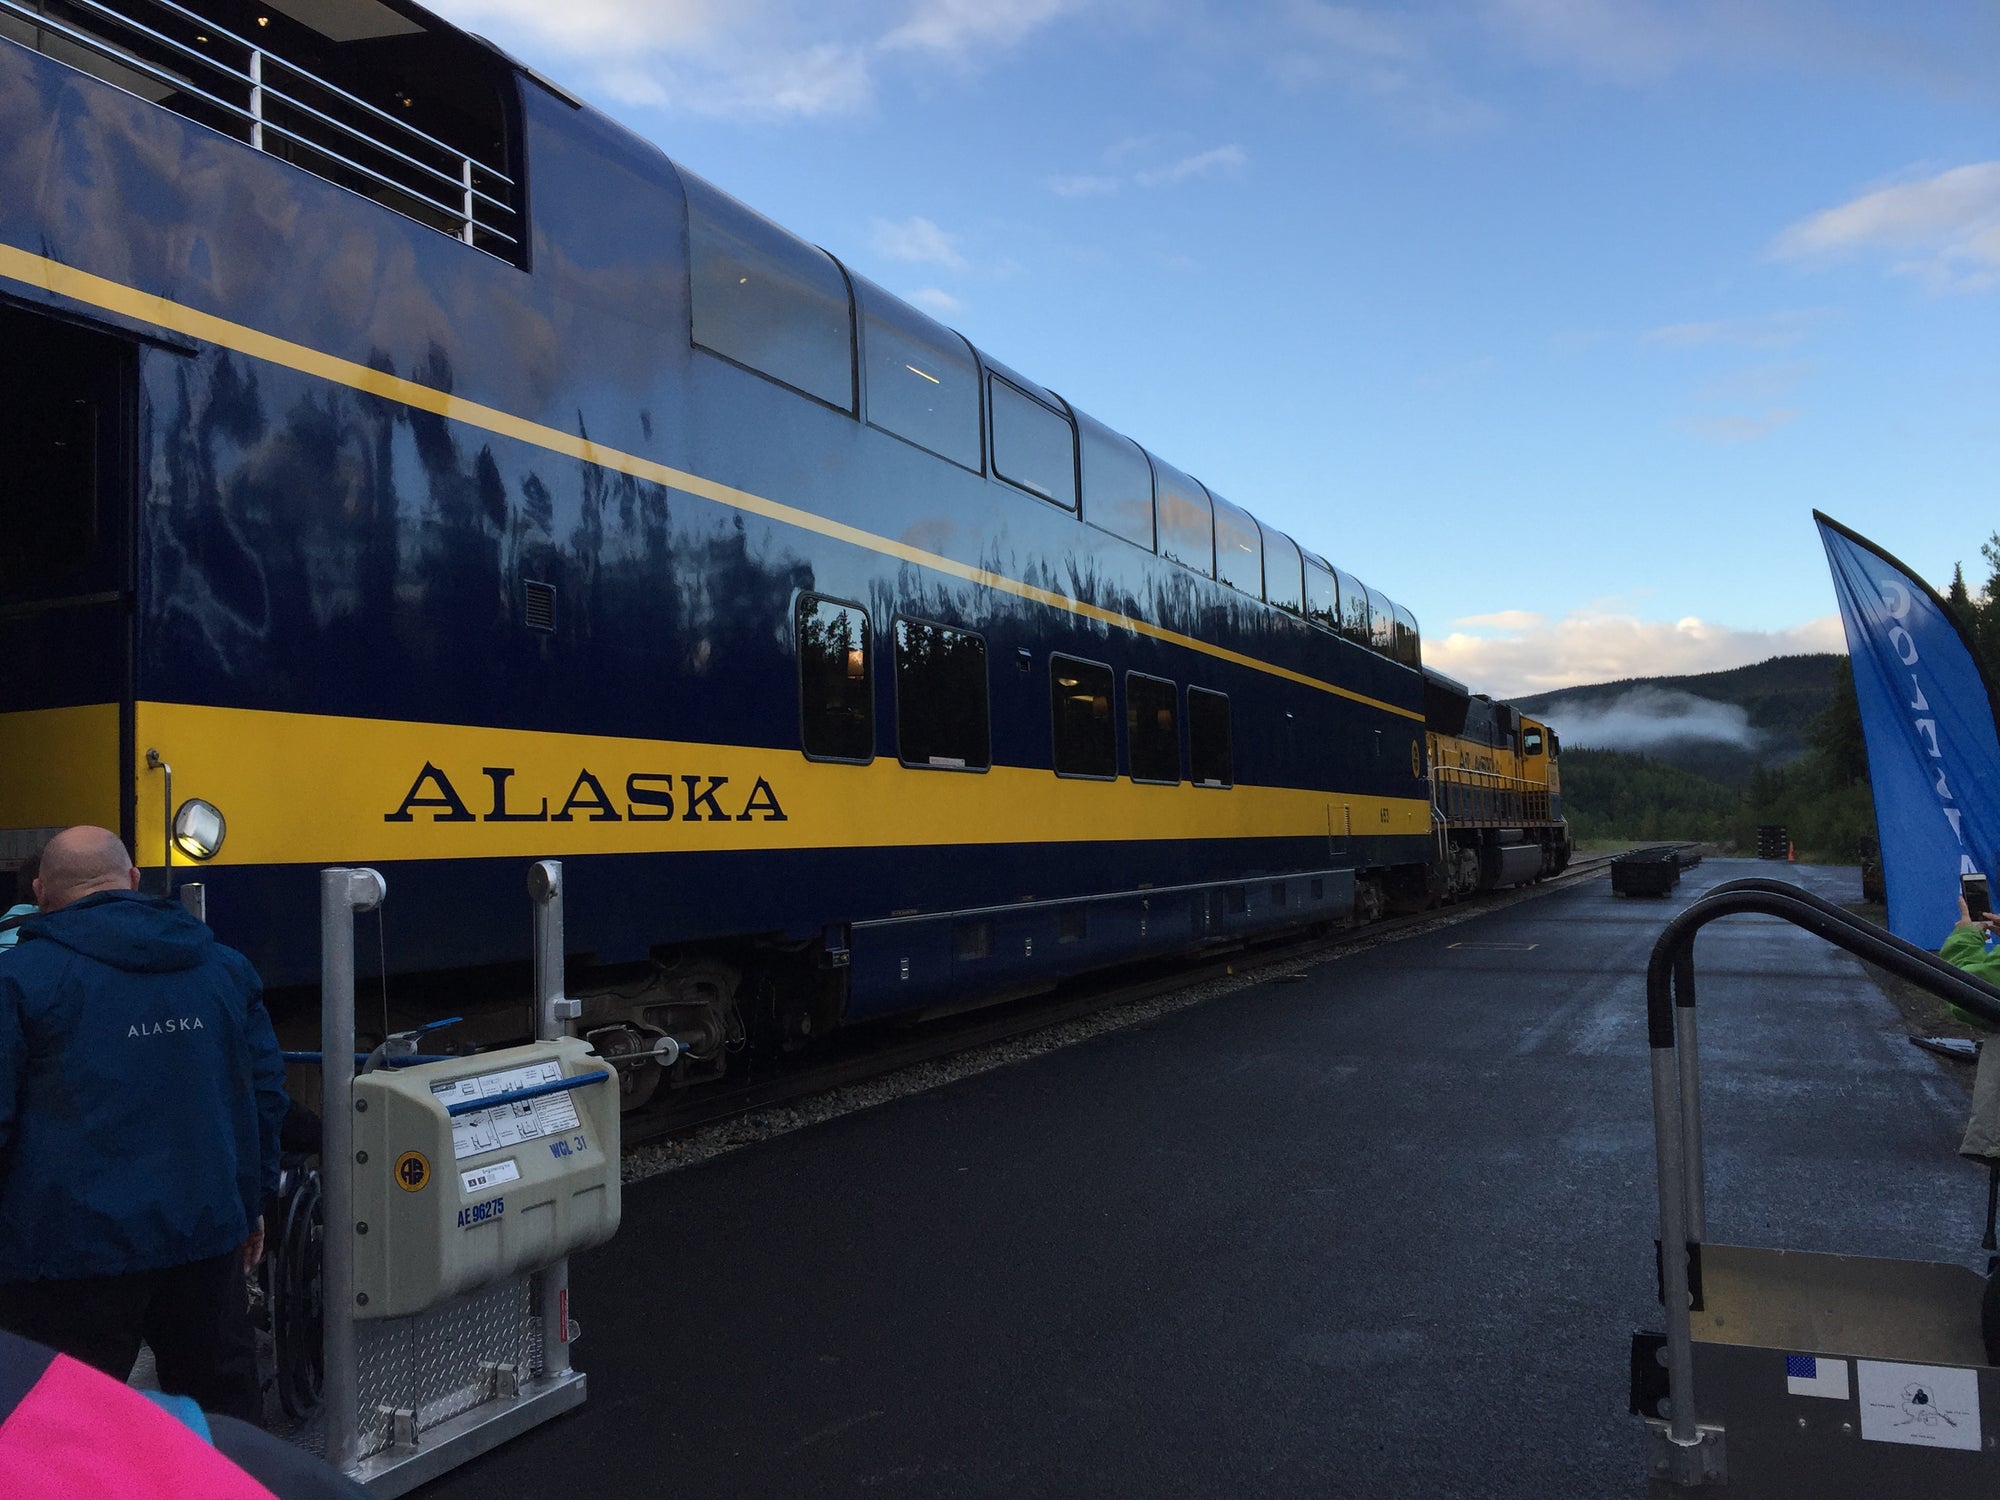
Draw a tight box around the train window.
[1392,604,1421,669]
[687,173,855,412]
[1523,726,1545,756]
[1367,587,1396,655]
[1335,568,1371,647]
[1262,525,1303,614]
[797,596,873,762]
[1126,673,1180,783]
[1050,655,1116,778]
[1304,558,1339,631]
[1549,730,1562,757]
[1188,688,1232,788]
[1152,457,1214,576]
[1212,495,1263,598]
[989,377,1077,508]
[1077,411,1154,549]
[894,618,990,770]
[856,273,981,472]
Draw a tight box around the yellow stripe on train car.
[128,703,1432,868]
[0,704,123,835]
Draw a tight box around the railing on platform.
[1640,877,2000,1491]
[1430,763,1554,827]
[0,0,520,258]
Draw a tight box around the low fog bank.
[1538,687,1762,753]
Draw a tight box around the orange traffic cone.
[1788,842,1796,863]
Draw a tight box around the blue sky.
[427,0,1999,696]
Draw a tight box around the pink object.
[0,1352,276,1499]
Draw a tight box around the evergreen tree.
[1981,533,2000,685]
[1949,561,1977,634]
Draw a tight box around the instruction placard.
[431,1059,582,1161]
[1856,1360,1981,1451]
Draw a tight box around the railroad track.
[620,849,1630,1152]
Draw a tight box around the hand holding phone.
[1965,872,1992,924]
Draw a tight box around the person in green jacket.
[1951,888,2000,1162]
[1943,894,2000,989]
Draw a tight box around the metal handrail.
[1645,877,2000,1457]
[1,0,518,250]
[1430,763,1553,825]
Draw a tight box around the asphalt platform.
[425,859,1983,1498]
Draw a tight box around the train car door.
[0,303,137,896]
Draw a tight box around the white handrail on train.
[0,0,518,251]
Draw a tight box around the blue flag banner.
[1817,512,2000,950]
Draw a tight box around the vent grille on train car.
[524,580,556,631]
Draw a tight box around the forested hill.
[1511,653,1844,787]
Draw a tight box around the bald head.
[34,826,139,912]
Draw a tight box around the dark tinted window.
[895,618,990,769]
[798,596,872,761]
[1304,558,1338,630]
[1188,688,1232,787]
[1262,525,1303,614]
[1335,567,1371,646]
[856,273,980,470]
[1392,604,1421,668]
[1126,673,1180,783]
[1050,655,1115,777]
[687,174,853,411]
[1212,495,1263,597]
[1077,411,1154,549]
[1152,457,1213,576]
[990,377,1076,508]
[1367,586,1396,655]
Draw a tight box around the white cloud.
[869,216,968,269]
[1680,408,1800,445]
[881,0,1070,57]
[1271,3,1498,132]
[1772,162,2000,292]
[909,287,966,315]
[1693,361,1815,404]
[425,0,1068,119]
[1452,609,1546,632]
[1641,309,1827,349]
[1485,0,1699,83]
[1049,174,1121,198]
[1424,608,1846,698]
[1535,687,1762,752]
[1135,145,1248,187]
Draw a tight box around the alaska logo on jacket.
[127,1017,207,1038]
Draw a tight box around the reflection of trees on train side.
[797,600,873,760]
[146,344,811,740]
[891,617,990,770]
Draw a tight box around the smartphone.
[1966,873,1992,922]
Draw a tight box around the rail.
[0,0,520,256]
[1645,877,2000,1471]
[1429,763,1555,827]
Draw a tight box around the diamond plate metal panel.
[353,1276,536,1459]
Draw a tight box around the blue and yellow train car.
[1,0,1448,1094]
[1423,669,1571,900]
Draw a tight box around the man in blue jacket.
[0,826,287,1424]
